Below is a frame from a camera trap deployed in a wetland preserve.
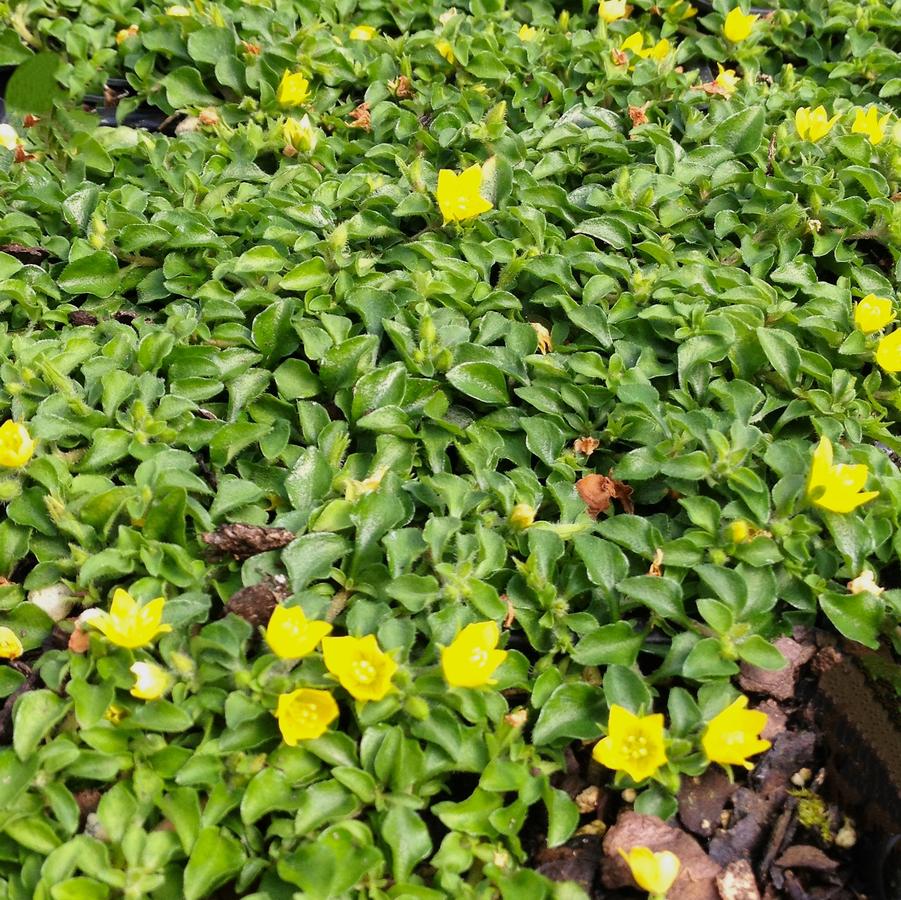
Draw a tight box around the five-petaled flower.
[795,106,839,142]
[619,32,670,63]
[284,114,318,153]
[592,704,668,782]
[0,421,34,468]
[876,329,901,372]
[854,294,895,334]
[714,64,739,96]
[0,626,23,660]
[436,164,493,225]
[265,604,332,660]
[129,661,173,700]
[599,0,630,23]
[806,436,878,514]
[322,634,397,701]
[619,847,681,897]
[350,24,377,40]
[277,71,311,107]
[81,588,172,649]
[702,695,771,770]
[723,7,758,43]
[441,621,508,687]
[276,688,339,744]
[851,106,891,146]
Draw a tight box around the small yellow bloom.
[599,0,630,23]
[129,661,173,700]
[806,436,879,514]
[702,695,771,770]
[265,604,332,660]
[322,634,397,702]
[82,588,172,649]
[441,621,508,687]
[854,294,895,333]
[436,39,455,64]
[592,705,668,783]
[275,688,339,745]
[284,114,318,152]
[795,106,839,142]
[116,25,139,44]
[876,329,901,372]
[619,847,681,896]
[276,71,311,107]
[344,465,388,502]
[715,64,739,97]
[166,5,191,16]
[847,569,883,596]
[0,124,18,151]
[723,7,758,43]
[728,519,751,543]
[851,106,891,146]
[518,24,538,42]
[0,626,23,660]
[0,421,35,468]
[436,164,493,225]
[350,25,377,41]
[104,704,127,724]
[669,1,697,19]
[619,33,670,62]
[509,503,536,530]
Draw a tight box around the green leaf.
[58,252,121,298]
[13,690,69,761]
[5,52,62,114]
[618,576,686,622]
[532,683,605,745]
[571,623,644,666]
[446,362,510,405]
[819,591,882,650]
[711,106,765,155]
[282,533,350,591]
[382,807,432,881]
[183,827,246,900]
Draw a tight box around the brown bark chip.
[775,846,839,872]
[535,834,603,893]
[739,637,815,701]
[603,811,720,900]
[201,523,296,560]
[717,859,761,900]
[679,768,739,837]
[226,576,292,627]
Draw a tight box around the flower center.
[352,660,377,684]
[293,702,319,722]
[623,734,650,760]
[469,648,489,666]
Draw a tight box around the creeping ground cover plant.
[0,0,900,896]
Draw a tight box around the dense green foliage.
[0,0,899,896]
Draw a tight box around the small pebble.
[790,767,812,787]
[835,821,857,849]
[621,788,637,803]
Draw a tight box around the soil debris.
[202,523,296,560]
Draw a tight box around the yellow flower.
[350,25,377,41]
[0,421,34,468]
[436,164,493,225]
[669,1,697,19]
[715,64,739,96]
[795,106,839,142]
[0,626,23,660]
[436,39,455,64]
[619,33,670,62]
[441,621,508,687]
[509,503,536,530]
[592,705,668,782]
[129,661,173,700]
[702,696,771,770]
[116,25,139,44]
[265,604,332,660]
[81,588,172,649]
[876,328,901,372]
[276,688,339,745]
[806,436,879,514]
[284,114,318,152]
[723,7,758,43]
[0,124,18,151]
[851,106,891,146]
[322,634,397,701]
[344,465,388,502]
[166,5,191,16]
[518,24,538,42]
[847,569,883,596]
[104,704,127,724]
[599,0,630,23]
[854,294,895,333]
[619,847,681,896]
[276,71,311,107]
[728,519,751,543]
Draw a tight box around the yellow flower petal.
[441,620,508,687]
[877,329,901,372]
[0,626,23,660]
[435,165,493,224]
[723,7,758,43]
[854,294,894,333]
[702,696,771,769]
[265,604,332,659]
[322,634,397,702]
[592,705,668,782]
[275,688,339,745]
[0,421,35,468]
[620,847,681,895]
